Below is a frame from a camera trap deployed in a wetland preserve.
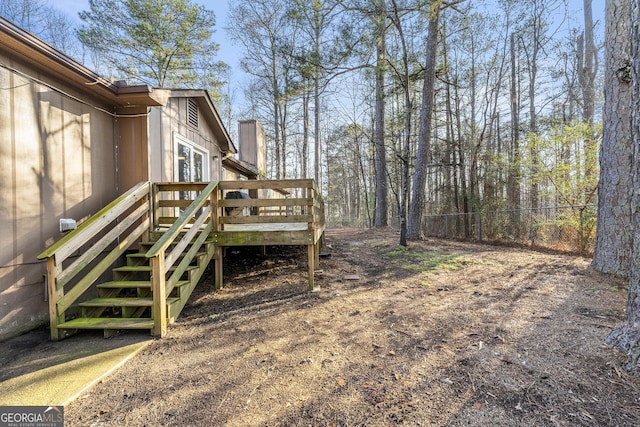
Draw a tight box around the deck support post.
[214,246,223,289]
[151,253,167,337]
[307,244,315,290]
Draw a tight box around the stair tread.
[140,238,215,247]
[127,251,208,259]
[79,296,183,306]
[97,280,190,289]
[113,265,198,272]
[79,297,153,307]
[58,318,154,330]
[97,281,152,288]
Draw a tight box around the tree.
[407,0,441,239]
[289,0,342,185]
[592,0,633,278]
[373,0,389,227]
[0,0,81,59]
[408,0,467,239]
[605,0,640,373]
[227,0,295,179]
[388,0,416,246]
[78,0,226,94]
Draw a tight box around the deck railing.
[213,179,326,290]
[216,179,324,235]
[37,179,325,339]
[37,181,152,340]
[145,181,219,336]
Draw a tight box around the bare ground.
[65,228,640,426]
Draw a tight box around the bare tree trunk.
[578,0,597,126]
[314,73,321,184]
[606,0,640,373]
[408,1,441,239]
[509,32,521,220]
[592,0,633,278]
[389,0,412,246]
[373,0,388,227]
[272,54,282,179]
[302,89,310,178]
[578,0,599,204]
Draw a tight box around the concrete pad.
[0,330,151,406]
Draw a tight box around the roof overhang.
[0,17,167,108]
[222,155,259,179]
[168,89,237,154]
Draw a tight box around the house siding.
[150,96,223,183]
[0,58,117,341]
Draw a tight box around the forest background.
[0,0,604,252]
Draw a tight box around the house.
[0,17,256,341]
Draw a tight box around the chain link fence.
[422,205,597,256]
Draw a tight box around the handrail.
[38,181,151,260]
[37,181,152,340]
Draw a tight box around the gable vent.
[187,99,199,129]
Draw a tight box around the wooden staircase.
[37,178,326,341]
[55,235,216,337]
[38,181,221,340]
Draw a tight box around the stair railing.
[145,180,219,337]
[37,181,153,340]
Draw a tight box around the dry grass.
[65,228,640,426]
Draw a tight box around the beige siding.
[118,108,150,191]
[150,97,225,183]
[0,61,117,340]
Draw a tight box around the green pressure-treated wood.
[56,203,149,289]
[164,208,211,273]
[166,222,213,292]
[38,181,150,260]
[146,180,218,258]
[218,179,314,190]
[78,297,154,307]
[213,230,315,246]
[44,178,325,339]
[155,182,209,192]
[58,318,154,330]
[219,215,313,225]
[96,281,152,289]
[57,220,150,313]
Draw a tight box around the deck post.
[151,253,167,337]
[307,244,315,290]
[47,256,63,341]
[214,246,223,289]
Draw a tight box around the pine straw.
[66,228,640,426]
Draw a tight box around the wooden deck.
[212,179,326,290]
[37,179,325,340]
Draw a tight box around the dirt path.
[66,228,640,426]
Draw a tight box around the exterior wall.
[118,106,150,192]
[149,97,224,183]
[0,57,117,340]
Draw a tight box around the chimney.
[238,120,266,177]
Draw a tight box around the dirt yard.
[65,228,640,426]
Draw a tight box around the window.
[174,133,209,204]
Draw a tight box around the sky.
[52,0,605,110]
